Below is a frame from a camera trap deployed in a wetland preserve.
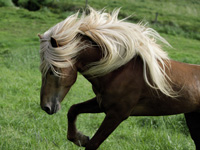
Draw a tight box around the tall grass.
[0,1,199,149]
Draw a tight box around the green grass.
[0,1,199,149]
[49,0,200,40]
[0,0,14,7]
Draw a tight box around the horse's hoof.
[73,132,90,147]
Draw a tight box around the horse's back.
[131,60,200,116]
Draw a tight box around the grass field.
[0,0,200,150]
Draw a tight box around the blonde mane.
[39,7,176,97]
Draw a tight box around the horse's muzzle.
[42,102,61,115]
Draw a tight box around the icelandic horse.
[39,8,200,150]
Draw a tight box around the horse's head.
[40,67,77,115]
[39,36,77,115]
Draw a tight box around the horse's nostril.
[43,106,51,114]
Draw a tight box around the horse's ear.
[38,34,42,39]
[51,37,59,48]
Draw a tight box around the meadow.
[0,0,200,150]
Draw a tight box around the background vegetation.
[0,0,199,150]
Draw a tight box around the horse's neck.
[84,56,145,94]
[75,41,102,73]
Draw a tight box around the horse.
[38,7,200,150]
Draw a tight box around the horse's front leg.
[67,97,103,147]
[85,106,131,150]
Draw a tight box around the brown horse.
[39,8,200,150]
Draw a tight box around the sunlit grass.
[0,1,199,149]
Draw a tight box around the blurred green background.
[0,0,199,150]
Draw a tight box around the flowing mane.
[39,7,175,97]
